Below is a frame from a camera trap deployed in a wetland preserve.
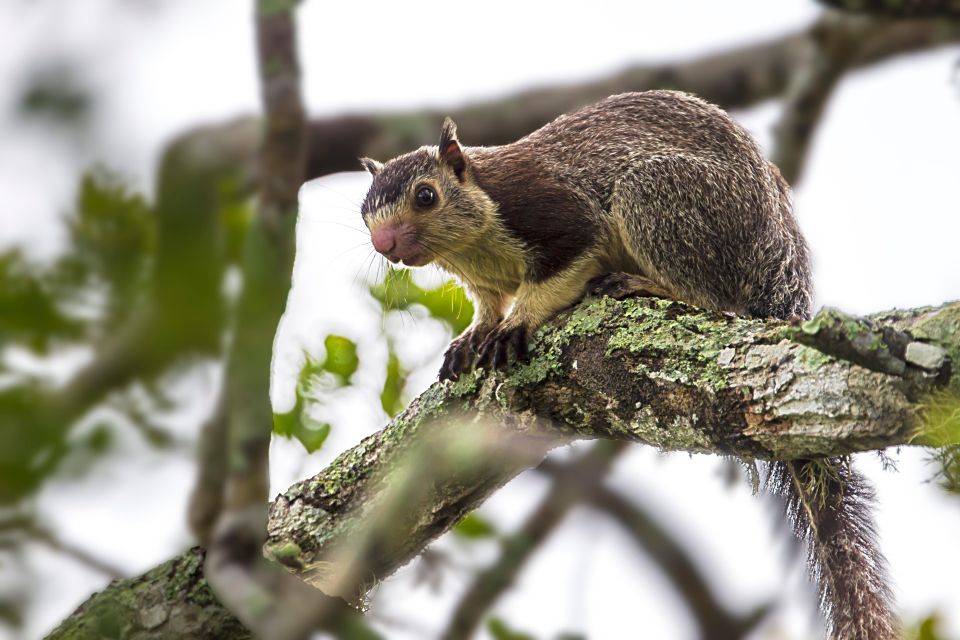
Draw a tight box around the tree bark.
[46,297,959,638]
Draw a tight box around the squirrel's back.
[471,91,812,319]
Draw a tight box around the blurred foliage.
[487,617,536,640]
[904,613,952,640]
[0,169,163,505]
[61,171,155,328]
[18,65,91,126]
[0,251,84,353]
[272,338,358,454]
[453,512,498,540]
[273,262,477,453]
[380,347,407,418]
[369,268,474,335]
[0,169,155,353]
[919,391,960,494]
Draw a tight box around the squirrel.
[358,90,897,639]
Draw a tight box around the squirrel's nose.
[372,225,397,255]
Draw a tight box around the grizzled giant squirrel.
[358,91,896,639]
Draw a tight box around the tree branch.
[442,441,770,640]
[441,442,627,640]
[817,0,960,18]
[141,16,960,183]
[537,457,774,640]
[772,13,870,184]
[47,297,959,637]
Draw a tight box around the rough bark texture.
[46,297,960,638]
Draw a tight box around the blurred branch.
[442,442,626,640]
[160,15,960,182]
[193,3,369,640]
[773,13,871,184]
[27,524,127,580]
[48,297,959,637]
[301,14,960,177]
[537,458,773,640]
[0,515,124,579]
[817,0,960,17]
[444,442,770,640]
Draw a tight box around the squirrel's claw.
[439,335,475,382]
[476,325,527,372]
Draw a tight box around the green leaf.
[322,335,359,383]
[904,613,947,640]
[380,349,407,418]
[57,169,155,328]
[918,391,960,494]
[369,268,474,334]
[487,617,536,640]
[272,398,331,454]
[453,512,497,539]
[293,422,330,454]
[0,250,85,352]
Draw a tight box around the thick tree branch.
[48,297,959,637]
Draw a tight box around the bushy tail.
[767,458,898,640]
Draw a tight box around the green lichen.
[910,303,960,391]
[507,297,616,387]
[269,541,302,562]
[604,298,753,391]
[795,344,836,370]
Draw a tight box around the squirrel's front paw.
[439,334,474,382]
[476,324,528,372]
[439,327,491,381]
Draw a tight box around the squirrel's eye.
[415,186,436,208]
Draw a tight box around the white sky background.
[0,0,959,639]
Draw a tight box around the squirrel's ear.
[359,157,383,176]
[438,117,468,181]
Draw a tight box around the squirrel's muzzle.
[371,221,428,267]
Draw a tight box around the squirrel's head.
[359,118,494,267]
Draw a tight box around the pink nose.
[372,225,397,254]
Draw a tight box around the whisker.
[312,218,369,235]
[309,181,364,208]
